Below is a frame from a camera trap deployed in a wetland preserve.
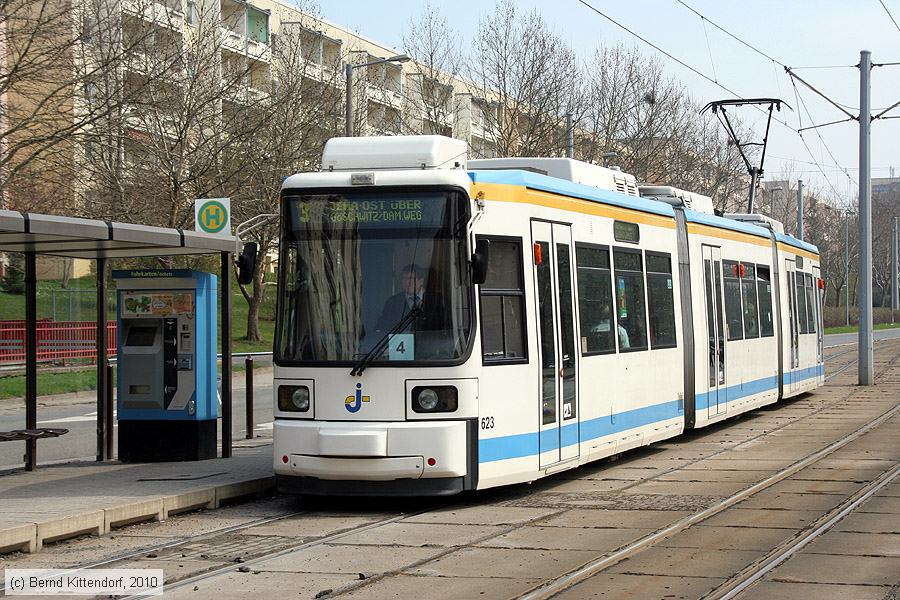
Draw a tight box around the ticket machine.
[114,269,217,461]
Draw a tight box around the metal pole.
[345,62,353,137]
[221,251,233,458]
[858,50,874,385]
[245,356,254,439]
[95,257,107,461]
[892,216,898,313]
[796,179,804,240]
[748,168,759,214]
[566,113,574,158]
[24,252,37,471]
[845,214,851,326]
[105,360,114,459]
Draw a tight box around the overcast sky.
[318,0,900,204]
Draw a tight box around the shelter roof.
[0,211,234,258]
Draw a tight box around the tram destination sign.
[294,194,448,229]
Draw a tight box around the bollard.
[245,356,254,439]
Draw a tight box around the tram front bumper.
[273,419,470,481]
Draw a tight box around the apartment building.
[109,0,498,161]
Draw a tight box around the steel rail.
[709,461,900,599]
[517,399,900,600]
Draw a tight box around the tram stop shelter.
[0,210,238,471]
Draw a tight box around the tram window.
[646,252,677,349]
[741,262,760,339]
[479,237,527,363]
[575,244,615,354]
[757,265,774,337]
[723,260,744,341]
[613,220,640,244]
[796,272,810,334]
[804,273,817,333]
[613,248,648,351]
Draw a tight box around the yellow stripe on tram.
[470,182,676,229]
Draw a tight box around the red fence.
[0,320,117,365]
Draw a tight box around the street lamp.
[602,151,619,168]
[345,54,410,137]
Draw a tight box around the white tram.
[272,135,824,496]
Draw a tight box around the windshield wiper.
[350,307,422,376]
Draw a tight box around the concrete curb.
[0,475,275,554]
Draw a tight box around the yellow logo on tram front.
[197,200,228,234]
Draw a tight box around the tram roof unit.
[468,157,639,197]
[321,135,468,171]
[638,185,715,214]
[724,213,786,234]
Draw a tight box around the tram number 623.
[480,416,495,430]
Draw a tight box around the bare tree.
[401,4,462,137]
[469,0,584,158]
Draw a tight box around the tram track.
[517,400,900,600]
[6,343,893,599]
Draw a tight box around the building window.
[723,260,744,341]
[187,0,198,25]
[757,265,774,337]
[741,262,760,339]
[479,237,526,363]
[646,252,677,349]
[248,7,269,44]
[575,243,615,355]
[613,248,647,351]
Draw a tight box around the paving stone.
[237,516,384,539]
[658,525,789,551]
[654,469,773,483]
[540,478,635,493]
[165,571,356,599]
[803,531,900,557]
[737,491,844,512]
[337,522,505,547]
[403,505,559,526]
[605,545,762,578]
[767,553,900,586]
[539,509,689,530]
[858,495,900,514]
[835,511,900,534]
[114,557,225,583]
[620,480,749,497]
[477,525,648,552]
[554,573,722,599]
[702,508,822,529]
[408,546,598,579]
[341,574,543,599]
[737,581,890,600]
[255,543,440,574]
[772,479,863,495]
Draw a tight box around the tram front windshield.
[276,189,473,364]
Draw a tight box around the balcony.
[221,28,271,63]
[366,83,403,110]
[122,0,184,31]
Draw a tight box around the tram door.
[785,259,800,392]
[532,221,580,468]
[813,266,824,365]
[702,246,726,417]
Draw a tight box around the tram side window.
[796,272,810,334]
[741,262,760,339]
[646,252,677,349]
[757,265,774,337]
[575,244,616,354]
[804,273,817,333]
[613,248,648,351]
[479,237,527,363]
[723,260,744,341]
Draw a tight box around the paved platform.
[0,440,273,553]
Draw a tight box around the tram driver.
[374,263,428,334]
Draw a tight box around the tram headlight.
[278,385,310,412]
[412,386,458,413]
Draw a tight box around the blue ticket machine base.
[114,270,218,462]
